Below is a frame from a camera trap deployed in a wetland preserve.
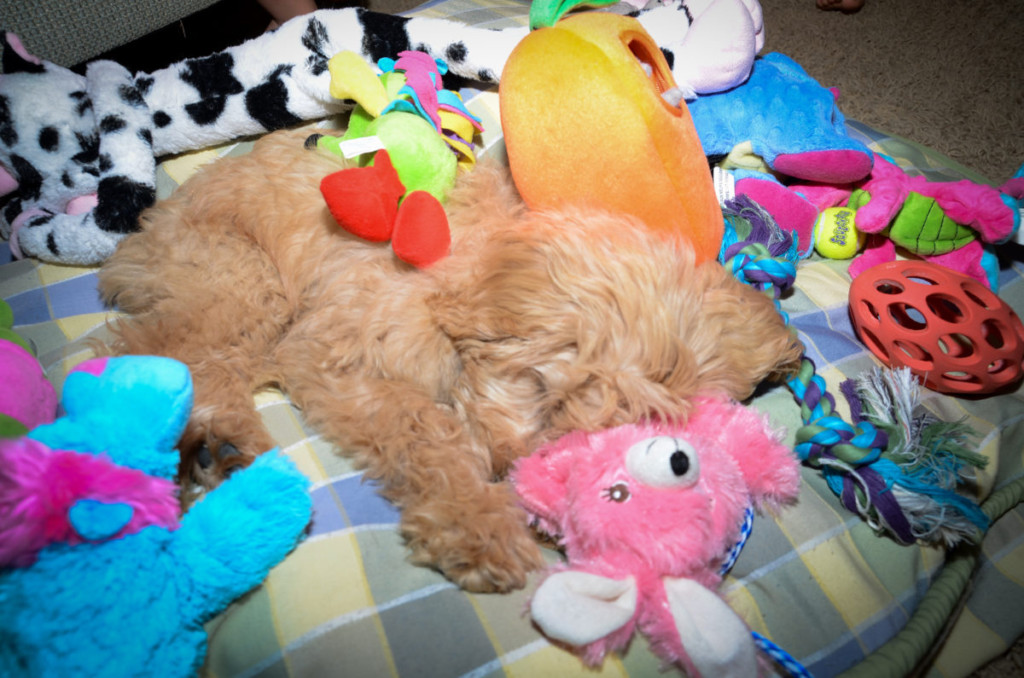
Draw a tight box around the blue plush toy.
[688,52,874,186]
[0,355,312,677]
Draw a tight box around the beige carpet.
[758,0,1024,184]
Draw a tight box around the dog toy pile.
[702,63,1021,556]
[823,154,1021,289]
[720,197,991,546]
[691,53,1024,286]
[738,153,1023,289]
[0,355,312,677]
[0,1,757,264]
[687,51,875,259]
[512,398,801,676]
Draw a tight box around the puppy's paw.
[196,440,250,476]
[179,425,271,501]
[404,485,545,593]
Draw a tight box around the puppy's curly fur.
[98,129,803,592]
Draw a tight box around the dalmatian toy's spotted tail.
[0,2,764,264]
[140,9,531,157]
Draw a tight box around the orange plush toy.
[499,8,722,264]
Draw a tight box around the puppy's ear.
[687,263,803,401]
[430,218,704,432]
[430,227,567,343]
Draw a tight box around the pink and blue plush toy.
[0,354,312,677]
[827,155,1021,289]
[737,154,1023,289]
[686,51,875,259]
[512,398,801,676]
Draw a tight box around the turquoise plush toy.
[0,355,312,677]
[689,52,874,187]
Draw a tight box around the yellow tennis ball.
[814,207,862,259]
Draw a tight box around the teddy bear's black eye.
[670,451,689,477]
[625,436,699,488]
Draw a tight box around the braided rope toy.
[720,197,989,546]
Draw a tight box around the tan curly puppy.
[99,128,802,592]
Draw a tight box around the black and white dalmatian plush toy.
[0,0,762,264]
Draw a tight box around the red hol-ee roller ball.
[849,260,1024,395]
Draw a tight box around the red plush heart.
[320,150,406,242]
[391,190,451,268]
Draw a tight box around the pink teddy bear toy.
[511,398,802,677]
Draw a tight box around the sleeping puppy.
[98,128,802,592]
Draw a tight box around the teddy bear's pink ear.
[689,399,801,508]
[510,431,587,527]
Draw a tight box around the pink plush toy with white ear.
[511,398,801,677]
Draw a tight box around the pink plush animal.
[511,398,801,677]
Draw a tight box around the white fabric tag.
[713,166,736,206]
[338,135,386,159]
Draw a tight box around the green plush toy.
[314,50,482,268]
